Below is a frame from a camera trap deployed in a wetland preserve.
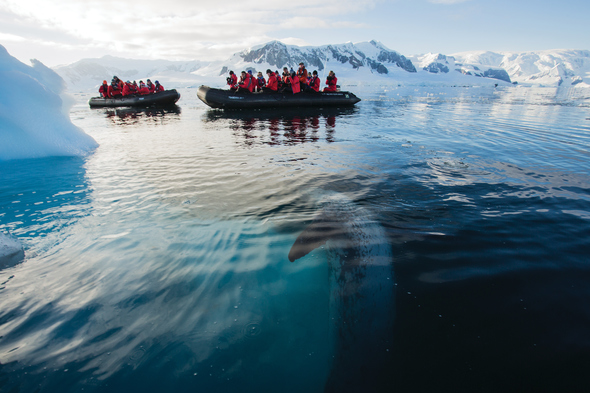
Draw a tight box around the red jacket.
[155,84,164,92]
[309,76,320,92]
[147,82,155,93]
[297,67,308,84]
[290,75,300,94]
[239,74,253,92]
[227,73,238,88]
[250,74,258,89]
[266,73,278,91]
[99,84,109,98]
[108,84,122,97]
[122,83,134,96]
[324,76,338,92]
[138,87,150,95]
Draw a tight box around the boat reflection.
[102,105,181,125]
[203,107,357,145]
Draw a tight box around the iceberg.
[0,45,98,161]
[0,232,24,269]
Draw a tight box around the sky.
[1,0,589,67]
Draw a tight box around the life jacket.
[257,76,266,87]
[309,76,320,92]
[297,67,308,84]
[99,84,109,98]
[147,82,155,93]
[228,73,238,87]
[324,76,338,92]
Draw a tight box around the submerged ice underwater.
[1,82,590,392]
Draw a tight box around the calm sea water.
[1,85,590,392]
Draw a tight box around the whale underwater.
[289,194,395,392]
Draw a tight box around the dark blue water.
[1,86,589,392]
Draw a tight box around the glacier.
[0,45,98,161]
[53,41,589,92]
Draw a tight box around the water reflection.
[100,105,182,125]
[203,107,357,145]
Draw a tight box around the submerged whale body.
[0,232,24,269]
[289,194,395,392]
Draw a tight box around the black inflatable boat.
[88,89,181,108]
[197,85,361,109]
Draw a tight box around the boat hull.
[197,85,361,109]
[89,89,181,108]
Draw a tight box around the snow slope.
[0,45,98,161]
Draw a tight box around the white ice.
[0,45,98,161]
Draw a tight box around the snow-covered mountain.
[53,56,208,91]
[224,40,416,74]
[53,41,590,92]
[451,50,590,87]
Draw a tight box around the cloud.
[0,32,26,42]
[0,0,381,64]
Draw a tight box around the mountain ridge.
[52,41,590,91]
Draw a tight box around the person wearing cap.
[98,80,110,98]
[297,62,308,90]
[262,69,277,93]
[146,79,155,93]
[108,79,122,97]
[323,70,338,92]
[154,80,165,92]
[309,70,321,93]
[227,71,238,90]
[138,80,150,95]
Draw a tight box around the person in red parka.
[309,70,321,93]
[146,79,155,93]
[248,70,258,91]
[290,72,300,94]
[108,80,122,97]
[122,81,135,96]
[154,80,164,92]
[236,71,252,93]
[98,80,110,98]
[262,69,277,93]
[138,81,150,95]
[227,71,238,90]
[297,62,308,91]
[323,70,338,92]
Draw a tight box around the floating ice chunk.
[0,232,24,269]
